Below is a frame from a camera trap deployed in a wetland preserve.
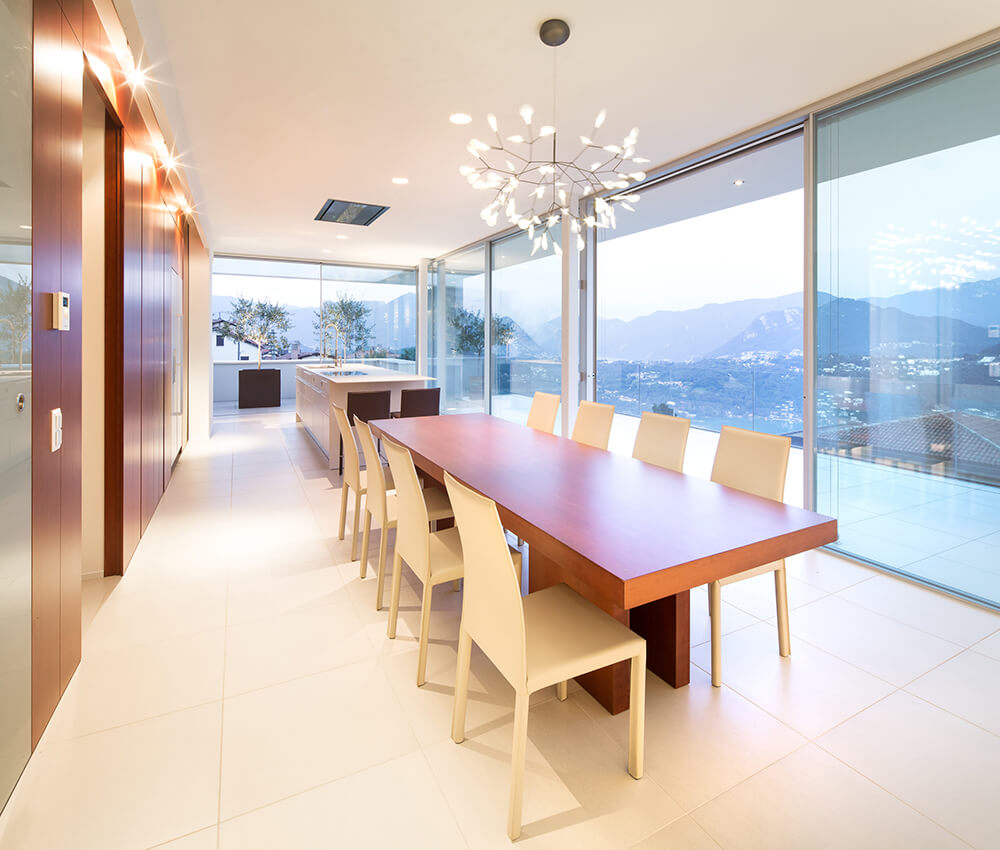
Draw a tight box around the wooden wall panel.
[58,10,83,694]
[31,0,67,748]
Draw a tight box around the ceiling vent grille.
[314,199,389,226]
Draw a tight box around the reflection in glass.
[0,0,33,810]
[428,247,486,413]
[490,228,562,425]
[815,49,1000,607]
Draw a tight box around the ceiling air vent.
[314,199,389,227]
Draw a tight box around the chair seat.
[359,464,393,495]
[523,583,644,693]
[383,486,452,529]
[426,527,521,585]
[717,559,782,586]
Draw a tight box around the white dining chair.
[570,400,615,450]
[525,391,560,433]
[708,425,792,687]
[631,411,690,472]
[383,437,521,687]
[355,418,452,611]
[444,470,645,841]
[332,403,368,561]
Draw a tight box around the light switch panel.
[50,407,62,452]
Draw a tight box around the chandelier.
[459,19,648,256]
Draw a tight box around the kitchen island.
[295,364,434,468]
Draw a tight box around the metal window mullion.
[484,240,493,413]
[802,114,817,511]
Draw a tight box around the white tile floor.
[1,409,999,848]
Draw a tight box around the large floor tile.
[424,696,683,848]
[219,752,467,850]
[691,744,966,850]
[788,595,963,686]
[573,666,804,812]
[837,573,1000,646]
[0,703,221,850]
[629,816,721,849]
[715,570,827,620]
[220,660,419,819]
[784,548,876,593]
[842,514,972,556]
[971,628,1000,661]
[904,555,1000,606]
[690,622,894,738]
[225,561,345,625]
[906,649,1000,735]
[151,827,219,849]
[224,599,372,696]
[689,587,759,647]
[819,690,1000,849]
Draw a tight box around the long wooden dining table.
[370,413,838,715]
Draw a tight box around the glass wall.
[595,135,804,437]
[815,48,1000,607]
[210,256,417,408]
[491,228,562,424]
[0,0,32,810]
[428,246,486,413]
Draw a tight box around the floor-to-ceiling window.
[595,133,805,439]
[490,228,562,424]
[814,47,1000,607]
[428,246,486,413]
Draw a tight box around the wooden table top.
[371,414,838,609]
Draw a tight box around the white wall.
[188,229,212,440]
[81,80,105,579]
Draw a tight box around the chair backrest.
[383,437,431,579]
[444,471,527,688]
[347,390,391,424]
[332,403,361,489]
[571,400,615,450]
[399,387,441,418]
[354,417,387,521]
[710,425,790,502]
[526,391,560,433]
[632,411,691,472]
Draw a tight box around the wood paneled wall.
[32,0,193,744]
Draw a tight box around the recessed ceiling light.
[19,224,31,230]
[392,177,409,185]
[733,179,745,186]
[336,235,348,240]
[322,249,333,253]
[450,113,472,125]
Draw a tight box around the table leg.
[628,592,690,689]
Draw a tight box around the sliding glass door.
[814,47,1000,607]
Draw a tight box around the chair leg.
[628,648,646,779]
[556,680,568,701]
[709,580,722,687]
[359,510,372,578]
[375,526,390,611]
[387,551,404,639]
[337,482,348,541]
[350,490,362,561]
[452,628,472,744]
[775,565,791,658]
[416,579,434,687]
[507,691,530,841]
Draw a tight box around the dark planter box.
[238,368,281,409]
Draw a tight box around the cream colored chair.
[631,411,691,472]
[355,418,452,611]
[571,400,615,450]
[708,425,792,687]
[445,471,645,841]
[383,437,522,687]
[332,403,370,561]
[525,391,560,433]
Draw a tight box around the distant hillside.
[866,277,1000,326]
[711,307,803,356]
[598,293,801,362]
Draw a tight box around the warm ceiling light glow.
[336,234,348,240]
[450,113,472,125]
[733,178,745,186]
[127,66,147,89]
[19,224,31,230]
[321,249,333,253]
[392,177,409,185]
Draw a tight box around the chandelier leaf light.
[459,19,648,256]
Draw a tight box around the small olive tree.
[224,296,291,368]
[0,274,32,369]
[314,294,373,359]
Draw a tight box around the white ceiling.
[124,0,1000,267]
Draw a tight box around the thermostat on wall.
[49,291,70,331]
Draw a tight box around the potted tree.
[314,293,373,363]
[224,296,291,408]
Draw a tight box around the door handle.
[15,393,26,413]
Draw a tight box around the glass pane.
[490,228,562,425]
[0,0,32,809]
[596,135,804,463]
[428,246,486,413]
[319,264,416,372]
[815,50,1000,607]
